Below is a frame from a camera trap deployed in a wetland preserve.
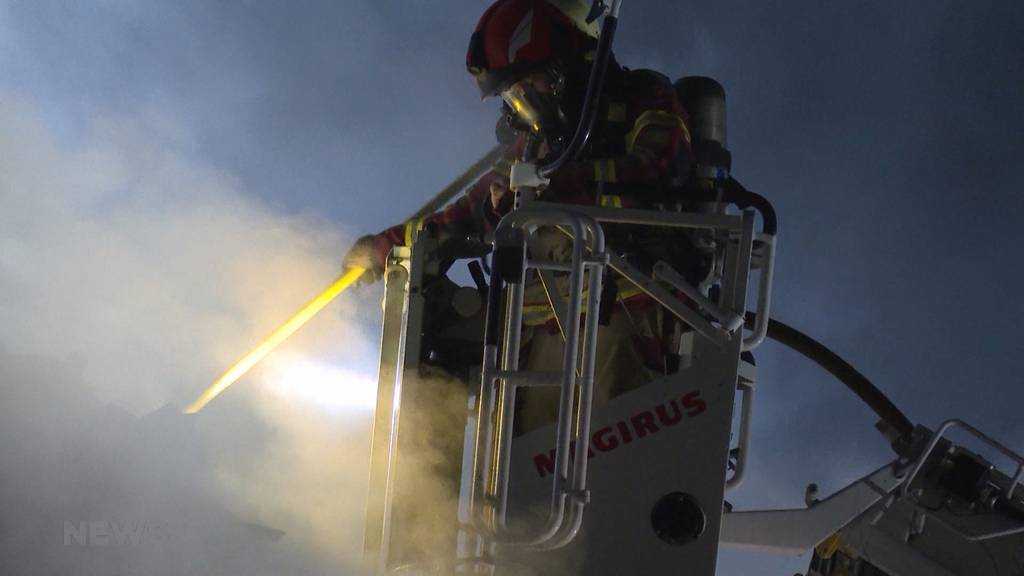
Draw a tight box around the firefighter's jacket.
[371,66,693,327]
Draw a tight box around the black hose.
[538,12,618,178]
[725,177,777,236]
[682,177,777,236]
[746,312,915,441]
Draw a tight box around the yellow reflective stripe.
[618,285,644,299]
[605,159,617,183]
[494,157,513,177]
[599,194,622,208]
[404,218,425,246]
[814,534,853,560]
[607,102,627,123]
[521,283,648,325]
[592,159,617,183]
[625,110,691,154]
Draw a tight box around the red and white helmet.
[466,0,599,98]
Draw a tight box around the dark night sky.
[2,1,1023,574]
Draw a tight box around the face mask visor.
[500,73,564,137]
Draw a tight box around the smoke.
[0,92,381,573]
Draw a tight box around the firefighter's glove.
[343,235,385,285]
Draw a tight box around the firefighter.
[344,0,695,432]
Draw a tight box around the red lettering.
[655,399,684,427]
[630,411,660,438]
[592,426,620,452]
[568,440,596,460]
[682,391,707,417]
[616,421,634,444]
[534,449,556,478]
[532,390,709,477]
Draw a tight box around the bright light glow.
[265,358,378,412]
[183,267,366,414]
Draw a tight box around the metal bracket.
[721,462,905,554]
[652,260,744,333]
[510,161,549,191]
[742,234,776,351]
[902,419,1024,502]
[725,379,755,491]
[607,253,732,349]
[896,418,1024,542]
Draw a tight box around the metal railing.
[468,207,607,551]
[898,418,1024,542]
[466,202,773,558]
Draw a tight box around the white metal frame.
[463,203,766,574]
[366,200,777,575]
[467,207,609,553]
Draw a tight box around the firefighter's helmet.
[466,0,599,98]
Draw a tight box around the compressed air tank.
[675,76,731,179]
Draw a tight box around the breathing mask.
[500,68,569,149]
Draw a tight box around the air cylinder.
[675,76,731,179]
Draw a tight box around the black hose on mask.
[539,1,620,178]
